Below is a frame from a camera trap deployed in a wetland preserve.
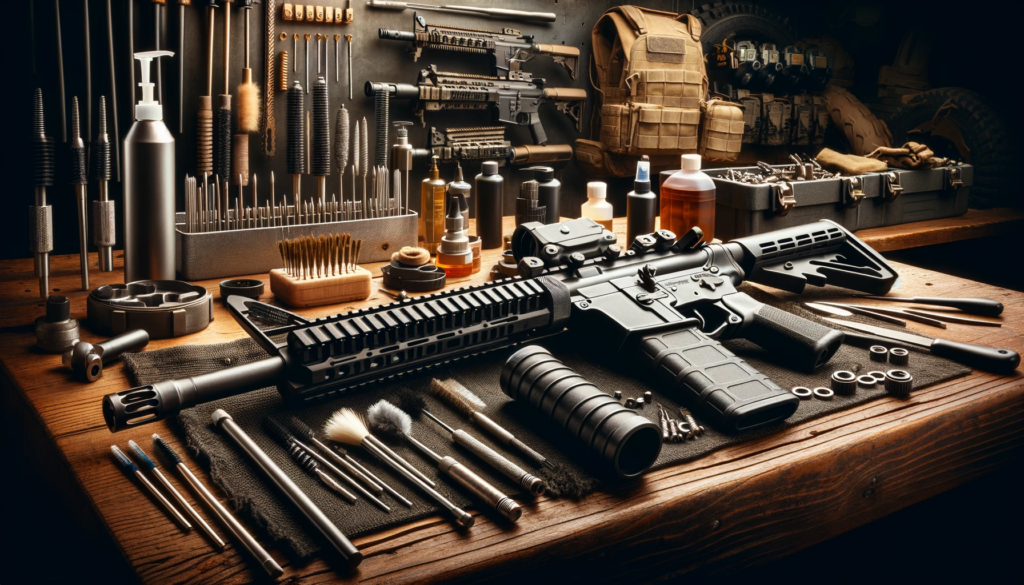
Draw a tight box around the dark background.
[3,0,1022,583]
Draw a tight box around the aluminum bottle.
[124,50,176,281]
[475,161,504,249]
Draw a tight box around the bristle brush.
[367,400,521,523]
[324,407,474,527]
[429,378,553,469]
[270,233,371,307]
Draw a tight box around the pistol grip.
[724,295,844,372]
[638,328,798,432]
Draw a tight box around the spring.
[374,89,389,167]
[278,51,289,91]
[286,81,305,175]
[312,77,331,177]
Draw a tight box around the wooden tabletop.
[2,215,1023,583]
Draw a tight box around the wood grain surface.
[1,216,1022,583]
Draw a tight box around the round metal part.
[868,371,887,382]
[888,347,909,366]
[831,370,857,395]
[791,386,813,400]
[220,279,265,300]
[88,280,214,339]
[869,345,889,362]
[856,375,877,389]
[812,387,834,401]
[884,369,913,398]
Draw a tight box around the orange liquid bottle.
[660,154,716,241]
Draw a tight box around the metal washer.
[791,386,813,400]
[813,387,834,401]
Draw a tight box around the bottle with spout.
[626,156,656,244]
[419,155,447,252]
[660,154,716,241]
[123,50,176,282]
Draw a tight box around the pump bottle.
[124,50,176,282]
[626,156,656,243]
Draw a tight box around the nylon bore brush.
[312,76,331,208]
[128,439,226,549]
[367,400,522,523]
[152,434,284,578]
[92,96,115,271]
[286,416,412,506]
[324,407,475,528]
[334,105,350,207]
[197,1,218,176]
[271,234,370,307]
[429,378,553,469]
[215,1,232,191]
[31,88,55,298]
[233,1,257,188]
[262,417,359,505]
[110,445,192,531]
[70,97,90,291]
[286,80,305,219]
[360,117,368,215]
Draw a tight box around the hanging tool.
[152,0,164,102]
[360,117,368,215]
[234,0,257,189]
[293,33,298,71]
[177,0,188,134]
[216,0,234,199]
[262,0,276,157]
[334,34,340,82]
[93,96,115,272]
[104,0,121,181]
[55,0,67,141]
[286,80,305,221]
[826,318,1020,374]
[84,0,93,148]
[345,34,353,100]
[351,117,361,217]
[313,76,330,209]
[304,34,311,93]
[365,0,557,23]
[316,34,322,75]
[334,105,349,207]
[198,1,218,176]
[70,98,90,291]
[858,296,1004,317]
[31,88,55,298]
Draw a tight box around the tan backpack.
[576,6,744,177]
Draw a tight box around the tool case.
[659,164,971,240]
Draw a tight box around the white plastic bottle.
[581,181,613,231]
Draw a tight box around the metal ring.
[869,345,889,362]
[220,279,266,300]
[889,347,909,366]
[791,386,813,399]
[857,375,877,388]
[813,387,834,400]
[868,371,887,382]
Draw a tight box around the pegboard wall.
[11,0,692,260]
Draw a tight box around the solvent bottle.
[435,195,474,278]
[660,154,716,241]
[626,155,656,244]
[475,161,504,249]
[419,155,447,252]
[581,182,613,231]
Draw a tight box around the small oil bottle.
[419,155,447,252]
[581,182,613,231]
[660,154,716,241]
[435,195,474,278]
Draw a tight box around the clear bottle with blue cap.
[626,155,656,244]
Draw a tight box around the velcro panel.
[634,105,700,151]
[645,35,685,63]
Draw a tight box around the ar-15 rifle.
[103,219,899,434]
[366,66,586,146]
[379,13,580,80]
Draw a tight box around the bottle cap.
[482,161,499,175]
[587,182,607,199]
[681,154,702,171]
[133,50,175,121]
[633,156,651,194]
[523,166,554,182]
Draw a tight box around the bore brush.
[262,0,276,157]
[286,415,412,506]
[70,97,90,290]
[233,1,258,188]
[110,445,192,531]
[128,439,226,549]
[325,407,475,528]
[30,88,55,298]
[103,0,121,180]
[92,96,115,271]
[360,116,368,215]
[152,434,283,578]
[368,400,522,523]
[262,416,359,505]
[213,409,363,569]
[312,76,331,207]
[351,118,361,217]
[286,80,304,219]
[216,1,234,191]
[197,1,218,176]
[429,378,553,469]
[334,105,349,206]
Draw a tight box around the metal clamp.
[945,166,963,191]
[881,171,903,201]
[841,176,864,208]
[772,181,795,216]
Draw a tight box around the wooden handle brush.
[270,234,370,307]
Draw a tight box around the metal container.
[175,211,418,281]
[124,120,176,281]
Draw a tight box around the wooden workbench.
[2,215,1022,583]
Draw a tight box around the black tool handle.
[638,327,799,433]
[910,297,1004,317]
[931,338,1020,374]
[98,329,150,365]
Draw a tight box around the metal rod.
[105,0,120,181]
[154,0,162,102]
[293,437,390,511]
[55,0,67,141]
[178,1,185,134]
[84,0,92,146]
[111,446,192,531]
[213,410,362,568]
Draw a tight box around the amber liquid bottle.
[420,156,447,252]
[660,154,716,241]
